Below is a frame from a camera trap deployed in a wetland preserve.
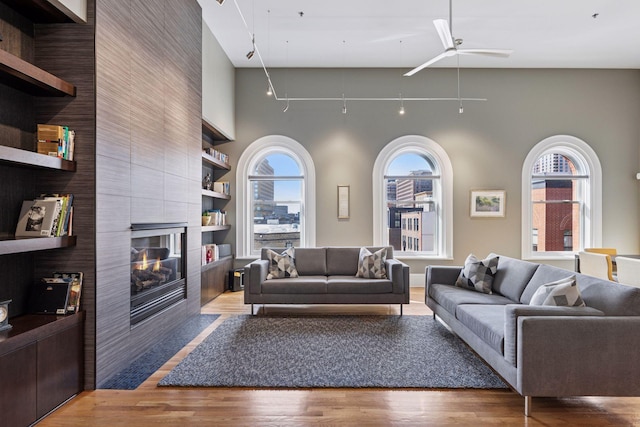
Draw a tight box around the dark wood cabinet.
[0,312,84,426]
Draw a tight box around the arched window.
[373,135,453,259]
[237,136,316,258]
[521,135,602,260]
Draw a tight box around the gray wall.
[94,0,202,386]
[228,68,640,272]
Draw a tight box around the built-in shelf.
[0,235,77,256]
[201,255,233,273]
[202,189,230,200]
[0,49,76,97]
[201,225,231,233]
[202,118,232,143]
[1,0,83,23]
[202,152,230,170]
[0,145,76,171]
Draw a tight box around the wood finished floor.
[40,288,640,426]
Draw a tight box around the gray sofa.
[244,246,410,314]
[426,254,640,416]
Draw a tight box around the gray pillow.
[355,247,387,279]
[266,248,299,279]
[455,254,499,294]
[529,275,585,307]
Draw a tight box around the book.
[15,199,60,237]
[38,194,73,236]
[52,272,83,313]
[29,278,72,315]
[36,124,75,160]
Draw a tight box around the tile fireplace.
[130,223,187,326]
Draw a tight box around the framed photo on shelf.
[337,185,350,219]
[15,199,60,237]
[470,190,506,218]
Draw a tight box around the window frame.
[373,135,453,260]
[236,135,316,258]
[521,135,602,260]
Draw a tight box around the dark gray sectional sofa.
[244,246,410,314]
[426,254,640,416]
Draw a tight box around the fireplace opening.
[130,223,187,326]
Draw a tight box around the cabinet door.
[0,344,38,426]
[36,321,83,418]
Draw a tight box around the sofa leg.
[251,304,254,315]
[524,396,532,417]
[400,304,403,316]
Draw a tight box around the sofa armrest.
[517,316,640,397]
[244,259,269,295]
[386,258,409,294]
[425,266,462,302]
[504,304,604,366]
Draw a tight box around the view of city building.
[531,153,580,252]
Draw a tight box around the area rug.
[158,315,507,389]
[100,314,220,389]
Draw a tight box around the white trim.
[521,135,602,260]
[236,135,316,258]
[372,135,453,258]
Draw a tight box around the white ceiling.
[200,0,640,71]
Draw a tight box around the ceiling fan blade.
[404,52,451,76]
[456,48,513,58]
[433,19,455,50]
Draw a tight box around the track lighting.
[246,34,255,60]
[342,94,347,114]
[459,105,464,114]
[399,94,405,115]
[216,0,224,4]
[246,50,255,60]
[283,96,289,113]
[266,85,273,96]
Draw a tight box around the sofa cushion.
[266,248,299,279]
[327,276,393,294]
[489,254,539,302]
[455,254,499,294]
[529,275,585,307]
[355,247,387,279]
[456,304,505,355]
[293,247,327,276]
[261,276,328,294]
[429,284,514,317]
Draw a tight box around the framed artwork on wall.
[338,185,350,219]
[470,190,506,218]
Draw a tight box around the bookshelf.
[201,118,233,303]
[0,1,86,423]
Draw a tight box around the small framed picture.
[337,185,350,219]
[470,190,506,218]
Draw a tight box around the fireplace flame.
[153,258,161,272]
[140,252,148,270]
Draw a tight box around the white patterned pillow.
[266,248,299,279]
[355,247,387,279]
[529,275,585,307]
[455,254,499,294]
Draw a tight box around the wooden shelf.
[1,0,81,23]
[0,49,76,97]
[201,255,234,273]
[0,145,76,171]
[202,189,230,200]
[202,152,230,170]
[0,235,77,256]
[202,225,231,233]
[202,118,232,144]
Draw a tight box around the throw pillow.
[355,247,387,279]
[266,248,299,280]
[529,275,585,307]
[455,254,499,294]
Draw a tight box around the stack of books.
[37,124,75,161]
[15,194,74,238]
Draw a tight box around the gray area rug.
[158,315,507,389]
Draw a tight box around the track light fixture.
[459,104,464,114]
[399,93,405,115]
[246,50,255,60]
[266,85,273,96]
[246,34,255,60]
[216,0,224,4]
[283,96,290,113]
[342,94,347,114]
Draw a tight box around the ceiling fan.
[404,1,513,76]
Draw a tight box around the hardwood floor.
[40,288,640,426]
